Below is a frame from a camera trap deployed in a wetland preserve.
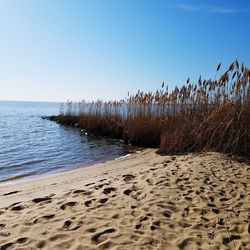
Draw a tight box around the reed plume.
[58,60,250,159]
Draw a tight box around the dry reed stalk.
[57,60,250,159]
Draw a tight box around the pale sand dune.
[0,149,250,249]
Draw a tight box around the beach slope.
[0,149,250,249]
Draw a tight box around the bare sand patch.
[0,149,249,249]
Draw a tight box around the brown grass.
[57,60,250,159]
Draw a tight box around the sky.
[0,0,249,102]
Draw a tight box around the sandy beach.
[0,149,250,250]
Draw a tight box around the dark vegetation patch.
[44,61,250,159]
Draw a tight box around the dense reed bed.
[57,61,250,159]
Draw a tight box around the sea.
[0,101,126,182]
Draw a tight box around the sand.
[0,149,250,250]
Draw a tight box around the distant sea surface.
[0,101,126,182]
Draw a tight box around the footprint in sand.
[184,196,192,201]
[72,189,93,195]
[171,170,177,176]
[135,223,141,229]
[36,240,46,248]
[32,196,52,203]
[124,189,133,196]
[111,213,120,219]
[103,187,116,194]
[85,182,95,187]
[178,221,192,228]
[156,179,166,185]
[182,207,189,217]
[220,197,230,202]
[222,235,241,245]
[0,237,29,250]
[60,201,78,210]
[163,211,171,218]
[163,159,172,166]
[91,228,116,244]
[139,216,149,222]
[146,178,153,185]
[33,214,55,224]
[9,204,25,211]
[86,228,96,233]
[63,220,81,231]
[99,198,108,204]
[150,221,161,231]
[178,237,200,249]
[212,208,220,214]
[3,190,20,196]
[150,168,157,171]
[207,203,216,207]
[94,184,104,190]
[99,178,107,182]
[123,174,135,182]
[84,200,93,207]
[247,223,250,234]
[0,242,14,250]
[16,237,29,244]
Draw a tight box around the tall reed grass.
[57,61,250,159]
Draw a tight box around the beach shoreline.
[0,150,142,209]
[0,150,132,186]
[1,149,250,249]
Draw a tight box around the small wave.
[0,159,44,171]
[115,154,132,160]
[0,172,36,183]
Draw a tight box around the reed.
[57,60,250,159]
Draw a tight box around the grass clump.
[56,60,250,159]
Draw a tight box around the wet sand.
[0,149,250,249]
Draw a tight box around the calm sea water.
[0,101,126,182]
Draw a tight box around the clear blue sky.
[0,0,249,102]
